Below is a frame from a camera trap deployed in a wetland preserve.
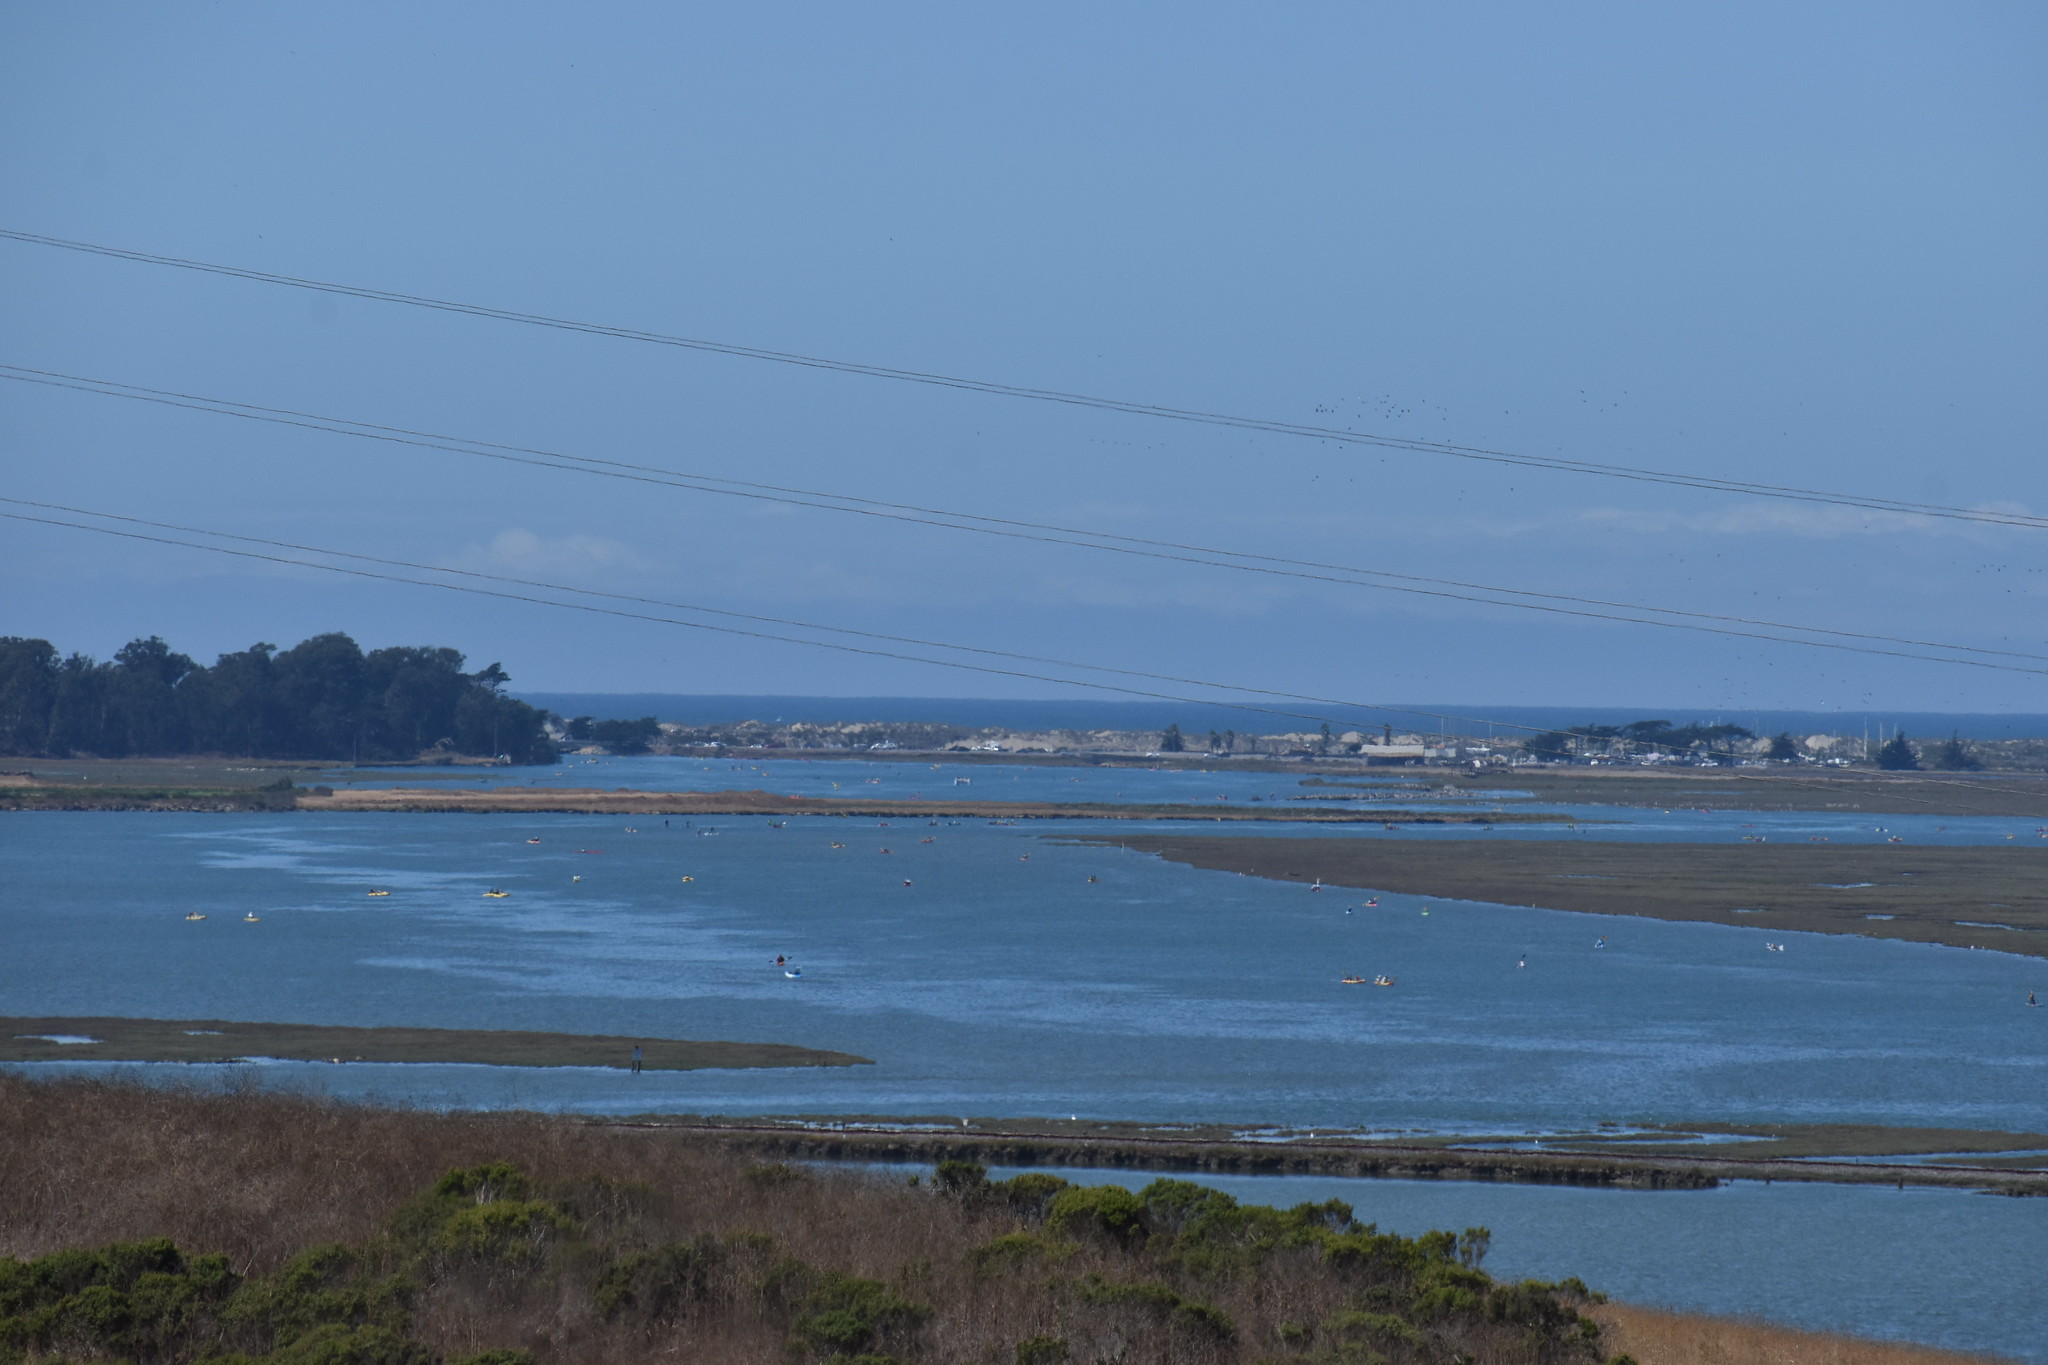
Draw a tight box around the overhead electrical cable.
[5,365,2042,671]
[7,497,2048,744]
[3,226,2042,532]
[12,502,2042,779]
[0,501,1554,734]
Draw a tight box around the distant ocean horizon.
[517,693,2048,741]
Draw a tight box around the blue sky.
[2,2,2043,715]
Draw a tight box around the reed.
[1590,1302,2014,1365]
[0,1074,2004,1364]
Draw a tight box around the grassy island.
[1083,835,2048,959]
[0,1017,870,1072]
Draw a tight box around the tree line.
[0,632,556,764]
[1521,719,1754,762]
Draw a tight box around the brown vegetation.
[1092,835,2048,959]
[1589,1302,2013,1364]
[1,1075,1619,1363]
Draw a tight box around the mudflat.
[1087,834,2048,958]
[1428,766,2048,819]
[290,785,1570,823]
[0,1016,871,1071]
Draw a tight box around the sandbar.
[0,1016,871,1071]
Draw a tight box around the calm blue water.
[3,808,2042,1128]
[4,773,2045,1356]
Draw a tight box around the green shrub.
[965,1233,1063,1278]
[593,1237,724,1320]
[387,1164,540,1255]
[219,1243,414,1354]
[1044,1185,1148,1249]
[266,1321,435,1365]
[1407,1259,1490,1321]
[1324,1308,1425,1351]
[431,1163,531,1204]
[1078,1275,1234,1341]
[788,1269,930,1357]
[933,1159,989,1196]
[433,1200,572,1268]
[742,1161,809,1190]
[0,1238,244,1362]
[994,1173,1070,1219]
[1015,1332,1069,1364]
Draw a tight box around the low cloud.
[457,528,649,578]
[1570,500,2028,539]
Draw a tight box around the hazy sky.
[3,3,2043,718]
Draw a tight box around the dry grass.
[0,1073,2007,1365]
[1591,1303,2013,1365]
[0,1074,1572,1363]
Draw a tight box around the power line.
[7,364,2043,673]
[5,226,2042,532]
[13,501,2035,771]
[0,500,1549,735]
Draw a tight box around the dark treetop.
[0,632,556,764]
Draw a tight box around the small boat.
[577,849,604,855]
[525,837,542,845]
[831,842,846,849]
[1372,975,1397,987]
[784,968,803,979]
[1364,898,1378,907]
[367,890,390,897]
[571,875,582,883]
[183,912,207,921]
[1087,875,1099,883]
[243,913,262,923]
[1341,975,1367,985]
[680,876,695,883]
[484,889,510,899]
